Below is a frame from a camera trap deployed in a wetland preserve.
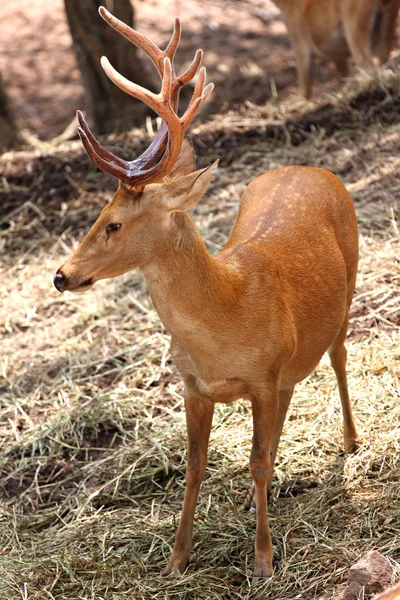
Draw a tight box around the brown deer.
[271,0,400,98]
[54,7,360,582]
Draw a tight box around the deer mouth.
[68,277,94,293]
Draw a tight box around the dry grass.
[1,73,400,600]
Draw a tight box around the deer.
[54,6,360,582]
[271,0,400,98]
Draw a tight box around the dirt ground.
[1,1,400,599]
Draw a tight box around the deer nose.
[54,269,67,293]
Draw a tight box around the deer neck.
[141,212,239,346]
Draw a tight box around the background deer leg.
[341,2,376,72]
[279,9,313,98]
[250,384,278,583]
[283,15,313,98]
[292,34,312,99]
[372,0,400,64]
[162,393,214,576]
[329,316,359,454]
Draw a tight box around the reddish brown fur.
[271,0,400,97]
[57,146,360,581]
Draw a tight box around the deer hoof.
[345,437,361,454]
[161,556,188,577]
[252,563,273,584]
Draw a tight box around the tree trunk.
[0,71,21,151]
[64,0,156,134]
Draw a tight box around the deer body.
[54,8,359,582]
[147,166,355,401]
[272,0,400,97]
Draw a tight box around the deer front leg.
[250,383,278,583]
[293,36,313,99]
[162,393,214,576]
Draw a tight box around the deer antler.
[78,8,213,191]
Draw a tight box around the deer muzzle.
[53,268,93,293]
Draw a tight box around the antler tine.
[159,48,202,114]
[160,57,173,103]
[101,55,211,140]
[164,18,181,68]
[178,68,214,130]
[128,122,169,170]
[78,110,168,172]
[101,56,176,124]
[180,85,213,132]
[177,49,203,85]
[98,9,196,108]
[99,6,202,109]
[99,7,180,77]
[77,111,127,167]
[191,67,206,105]
[78,127,129,180]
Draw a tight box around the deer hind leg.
[268,386,295,493]
[244,386,294,510]
[249,384,279,582]
[340,1,376,72]
[328,315,359,454]
[162,393,214,576]
[372,0,400,64]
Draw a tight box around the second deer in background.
[271,0,400,98]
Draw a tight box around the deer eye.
[106,222,121,233]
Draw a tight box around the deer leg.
[250,384,278,583]
[341,2,376,72]
[162,393,214,576]
[267,386,294,493]
[244,385,294,510]
[373,1,400,64]
[290,32,313,99]
[281,10,313,99]
[329,317,359,454]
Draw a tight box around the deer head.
[54,7,215,293]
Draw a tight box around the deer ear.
[169,137,196,179]
[162,160,218,212]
